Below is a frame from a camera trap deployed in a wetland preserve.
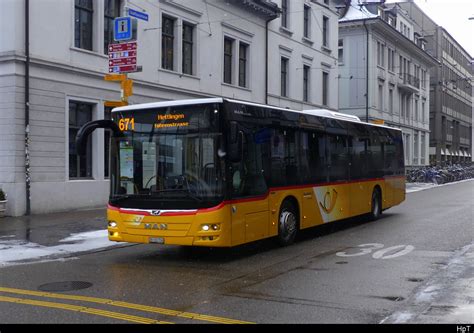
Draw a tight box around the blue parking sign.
[114,17,132,41]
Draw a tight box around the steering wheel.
[144,175,157,189]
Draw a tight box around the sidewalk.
[0,208,107,247]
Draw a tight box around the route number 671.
[336,243,415,260]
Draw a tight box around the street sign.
[108,42,138,74]
[105,101,128,108]
[128,8,149,22]
[114,17,132,41]
[108,42,137,52]
[109,64,137,74]
[104,74,127,81]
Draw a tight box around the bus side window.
[303,131,326,183]
[270,129,285,187]
[348,123,369,180]
[284,129,298,185]
[368,130,384,178]
[327,134,349,182]
[231,126,268,198]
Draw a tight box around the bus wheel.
[277,200,298,246]
[369,188,382,221]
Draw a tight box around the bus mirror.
[76,120,122,156]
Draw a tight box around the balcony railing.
[398,73,420,93]
[400,73,420,88]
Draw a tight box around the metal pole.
[363,20,370,123]
[25,0,31,216]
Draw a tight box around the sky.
[387,0,474,57]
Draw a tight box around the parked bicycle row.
[406,164,474,184]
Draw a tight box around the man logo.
[150,210,162,216]
[144,223,168,230]
[319,189,338,214]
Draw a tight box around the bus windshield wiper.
[110,194,150,203]
[151,189,203,202]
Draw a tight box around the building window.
[413,132,419,165]
[281,57,289,97]
[414,98,419,121]
[338,39,344,63]
[400,94,405,118]
[377,41,385,67]
[421,69,427,89]
[303,5,310,38]
[239,42,248,88]
[104,0,121,54]
[422,99,426,123]
[162,16,175,71]
[389,87,394,114]
[399,55,403,77]
[322,16,329,47]
[281,0,289,28]
[420,133,426,165]
[406,95,411,119]
[75,0,94,51]
[224,37,234,84]
[182,22,194,75]
[69,101,93,179]
[388,48,395,72]
[403,133,411,165]
[322,71,329,106]
[303,65,310,102]
[378,83,384,111]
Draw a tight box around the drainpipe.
[363,20,369,123]
[25,0,31,215]
[265,13,278,105]
[265,18,270,105]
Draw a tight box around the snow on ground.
[406,178,473,193]
[0,230,126,268]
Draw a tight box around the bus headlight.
[201,224,220,231]
[108,221,118,228]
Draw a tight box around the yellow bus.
[76,98,405,247]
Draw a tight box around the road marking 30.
[336,243,415,259]
[0,287,253,324]
[0,295,171,324]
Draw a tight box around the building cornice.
[227,0,280,19]
[340,17,440,67]
[158,0,203,17]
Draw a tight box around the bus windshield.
[109,104,225,209]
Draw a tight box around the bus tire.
[369,188,382,221]
[277,200,299,246]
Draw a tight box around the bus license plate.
[150,237,165,244]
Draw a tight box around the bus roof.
[113,98,401,132]
[113,98,224,112]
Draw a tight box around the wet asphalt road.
[0,181,472,324]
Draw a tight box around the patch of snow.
[406,179,474,193]
[60,230,109,243]
[0,229,126,268]
[382,312,413,324]
[415,285,441,303]
[339,1,378,22]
